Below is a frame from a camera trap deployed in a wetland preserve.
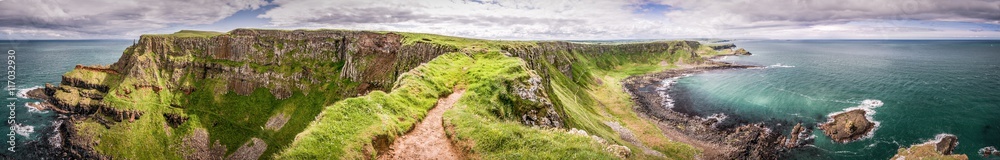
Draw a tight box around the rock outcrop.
[779,123,814,148]
[891,134,968,160]
[980,146,1000,158]
[111,29,457,100]
[819,110,875,143]
[733,48,752,55]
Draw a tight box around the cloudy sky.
[2,0,999,40]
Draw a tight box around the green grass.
[276,52,473,159]
[586,64,701,159]
[146,30,224,38]
[444,51,618,159]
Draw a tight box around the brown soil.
[379,89,466,160]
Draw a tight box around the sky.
[1,0,999,40]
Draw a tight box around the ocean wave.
[919,133,958,146]
[824,99,884,141]
[12,123,34,138]
[15,86,43,99]
[24,102,49,114]
[767,63,795,68]
[655,74,691,110]
[700,113,729,128]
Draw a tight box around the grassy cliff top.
[144,30,224,38]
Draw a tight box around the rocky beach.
[621,57,804,159]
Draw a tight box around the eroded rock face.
[819,110,875,143]
[501,41,701,128]
[111,29,457,100]
[33,29,461,158]
[513,75,563,128]
[503,41,700,83]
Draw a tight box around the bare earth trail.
[380,89,467,160]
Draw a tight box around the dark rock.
[164,113,189,127]
[25,87,49,100]
[708,43,737,50]
[780,123,813,148]
[980,146,999,158]
[936,134,959,155]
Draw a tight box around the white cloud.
[1,0,999,39]
[0,0,267,39]
[259,0,678,40]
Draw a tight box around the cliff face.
[114,29,456,99]
[36,29,713,159]
[499,41,701,128]
[38,29,459,159]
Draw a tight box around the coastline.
[622,56,795,159]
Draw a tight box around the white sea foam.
[918,133,958,146]
[15,86,43,99]
[767,63,795,68]
[823,99,884,141]
[655,74,691,110]
[12,123,34,138]
[700,113,729,128]
[24,102,49,114]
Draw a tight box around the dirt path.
[380,89,466,160]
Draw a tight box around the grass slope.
[280,33,715,159]
[70,29,716,159]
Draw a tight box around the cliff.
[36,29,718,159]
[39,29,458,159]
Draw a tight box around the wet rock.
[980,146,1000,158]
[819,110,874,143]
[780,123,814,148]
[26,87,49,100]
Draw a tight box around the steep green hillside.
[42,29,722,159]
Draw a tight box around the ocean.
[0,40,131,156]
[673,40,1000,159]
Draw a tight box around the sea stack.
[819,110,875,143]
[891,134,968,159]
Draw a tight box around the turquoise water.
[673,40,1000,159]
[0,40,130,156]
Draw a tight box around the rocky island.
[891,134,968,160]
[820,109,875,143]
[818,99,883,143]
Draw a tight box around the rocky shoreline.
[622,60,808,159]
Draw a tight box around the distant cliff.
[35,29,713,159]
